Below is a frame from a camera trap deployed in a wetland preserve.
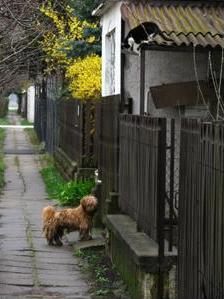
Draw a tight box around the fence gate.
[178,119,224,299]
[95,95,121,221]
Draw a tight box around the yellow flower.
[40,4,88,69]
[66,55,101,100]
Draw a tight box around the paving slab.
[0,265,33,274]
[0,115,91,299]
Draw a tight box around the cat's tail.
[159,32,173,42]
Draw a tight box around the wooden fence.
[58,99,83,163]
[58,99,97,168]
[35,78,59,153]
[119,115,167,242]
[45,97,58,154]
[95,95,121,220]
[34,80,47,142]
[179,119,224,299]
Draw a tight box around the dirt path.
[0,117,91,298]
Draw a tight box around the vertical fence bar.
[140,49,145,115]
[157,118,167,299]
[178,120,224,299]
[169,119,175,251]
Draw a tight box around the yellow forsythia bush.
[66,55,101,100]
[40,4,88,70]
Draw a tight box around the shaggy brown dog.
[42,195,98,246]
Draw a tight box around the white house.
[94,0,224,118]
[93,1,122,97]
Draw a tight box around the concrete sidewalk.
[0,124,91,298]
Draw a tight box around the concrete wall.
[124,50,210,116]
[27,85,35,123]
[101,2,121,97]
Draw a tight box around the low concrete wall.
[106,215,177,299]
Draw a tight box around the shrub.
[40,161,95,206]
[56,180,95,206]
[66,55,101,100]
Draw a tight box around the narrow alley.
[0,114,91,299]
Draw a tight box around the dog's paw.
[47,240,54,246]
[55,239,63,246]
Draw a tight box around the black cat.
[122,22,172,52]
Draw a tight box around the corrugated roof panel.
[121,2,224,48]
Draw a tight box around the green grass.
[74,247,129,297]
[24,128,40,146]
[40,164,65,199]
[0,117,10,125]
[21,118,33,126]
[40,156,95,206]
[0,128,6,189]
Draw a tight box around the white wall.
[27,85,35,123]
[124,54,141,114]
[101,2,121,97]
[124,50,210,116]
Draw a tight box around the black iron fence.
[178,119,224,299]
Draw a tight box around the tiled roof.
[121,1,224,48]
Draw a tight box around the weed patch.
[21,119,33,126]
[56,180,95,206]
[0,117,10,125]
[74,247,129,298]
[40,164,65,199]
[40,157,94,206]
[24,128,40,146]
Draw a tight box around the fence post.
[157,118,167,299]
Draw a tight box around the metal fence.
[178,119,224,299]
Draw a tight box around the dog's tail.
[42,206,56,222]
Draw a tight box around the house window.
[106,29,116,95]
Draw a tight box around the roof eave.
[92,1,117,17]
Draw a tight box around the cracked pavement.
[0,118,91,299]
